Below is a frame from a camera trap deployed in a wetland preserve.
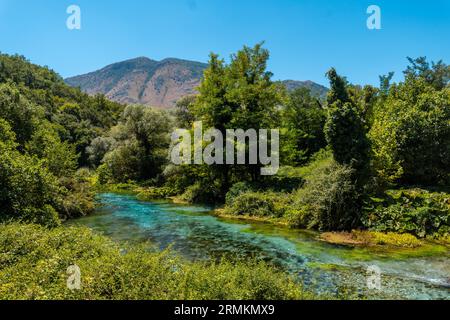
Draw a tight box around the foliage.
[289,155,361,231]
[26,122,78,177]
[192,43,283,189]
[320,230,422,248]
[0,135,61,227]
[225,191,290,218]
[180,181,221,204]
[0,82,40,146]
[281,88,327,165]
[94,105,172,183]
[363,189,450,238]
[370,66,450,185]
[225,182,254,206]
[136,187,177,201]
[0,223,314,300]
[173,95,197,128]
[324,69,371,178]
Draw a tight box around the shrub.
[290,157,361,231]
[225,182,254,206]
[0,223,314,300]
[368,231,422,248]
[137,187,177,201]
[320,230,422,248]
[225,192,290,218]
[363,189,450,238]
[180,181,221,204]
[0,142,61,228]
[370,78,450,185]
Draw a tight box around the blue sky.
[0,0,448,86]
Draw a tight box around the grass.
[0,223,320,300]
[319,230,423,248]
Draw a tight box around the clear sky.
[0,0,448,86]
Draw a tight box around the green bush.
[137,187,177,201]
[225,192,290,218]
[370,77,450,186]
[180,181,221,204]
[225,182,254,206]
[0,223,314,300]
[0,141,61,228]
[363,189,450,238]
[289,156,361,231]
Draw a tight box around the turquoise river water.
[67,193,450,300]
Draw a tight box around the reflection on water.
[66,193,450,300]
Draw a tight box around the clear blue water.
[67,193,450,300]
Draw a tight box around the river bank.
[65,193,450,299]
[97,183,450,254]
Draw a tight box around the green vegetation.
[363,188,450,238]
[88,46,449,240]
[0,47,449,300]
[320,230,423,248]
[0,53,124,226]
[0,223,315,300]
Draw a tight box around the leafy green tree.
[0,83,41,146]
[0,122,61,227]
[26,122,78,177]
[174,95,197,128]
[0,118,17,148]
[281,88,326,165]
[193,43,283,190]
[370,59,450,185]
[404,57,450,90]
[86,136,116,167]
[324,69,371,175]
[99,105,172,182]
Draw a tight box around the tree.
[0,83,41,147]
[174,95,197,128]
[193,43,282,188]
[370,59,450,185]
[324,69,370,176]
[404,57,450,90]
[99,105,172,182]
[0,122,61,227]
[26,122,78,177]
[281,88,326,165]
[86,136,116,167]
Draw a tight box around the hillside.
[65,57,207,108]
[66,57,328,107]
[281,80,329,99]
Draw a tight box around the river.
[66,193,450,300]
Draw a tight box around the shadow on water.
[66,193,450,300]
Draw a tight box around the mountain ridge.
[65,57,328,108]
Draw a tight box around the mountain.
[281,80,329,99]
[65,57,207,108]
[65,57,328,107]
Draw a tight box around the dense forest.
[0,44,449,299]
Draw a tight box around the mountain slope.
[282,80,329,99]
[66,57,328,107]
[66,57,207,108]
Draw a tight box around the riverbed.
[66,193,450,300]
